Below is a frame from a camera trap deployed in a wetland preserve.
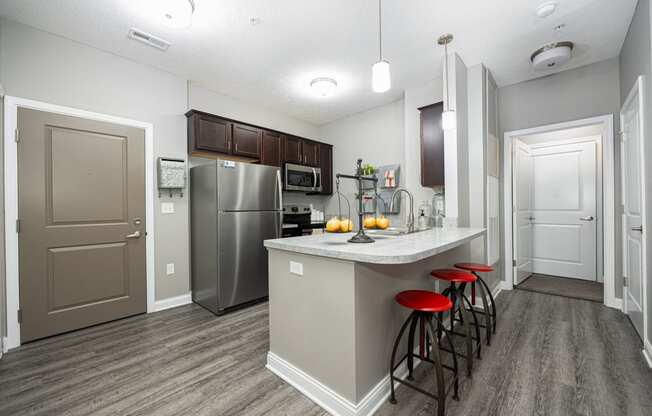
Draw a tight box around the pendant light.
[372,0,391,92]
[438,34,456,131]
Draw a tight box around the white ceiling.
[0,0,637,125]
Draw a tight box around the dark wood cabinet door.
[232,123,262,158]
[284,136,303,164]
[261,131,283,167]
[319,144,333,195]
[420,102,445,187]
[302,140,319,166]
[192,113,231,153]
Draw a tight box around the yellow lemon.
[363,216,377,229]
[376,216,390,229]
[326,217,341,233]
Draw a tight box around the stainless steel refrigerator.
[190,160,282,315]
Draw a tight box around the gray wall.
[619,0,652,344]
[498,58,623,297]
[499,58,621,133]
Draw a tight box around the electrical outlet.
[290,261,303,276]
[166,263,175,275]
[161,202,174,214]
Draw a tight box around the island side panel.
[353,244,470,402]
[267,249,358,402]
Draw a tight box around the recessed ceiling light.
[310,78,338,97]
[536,1,557,18]
[159,0,195,29]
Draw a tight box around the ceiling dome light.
[536,1,557,18]
[310,77,338,97]
[159,0,195,29]
[530,41,574,70]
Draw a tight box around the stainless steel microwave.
[284,163,322,192]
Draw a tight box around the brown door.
[283,136,303,164]
[18,108,147,343]
[261,131,283,167]
[302,140,319,166]
[232,123,262,158]
[192,112,232,154]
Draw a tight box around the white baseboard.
[604,296,622,311]
[643,340,652,368]
[267,351,414,416]
[153,293,192,312]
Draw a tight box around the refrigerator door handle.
[277,169,283,237]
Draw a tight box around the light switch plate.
[290,261,303,276]
[161,202,174,214]
[166,263,175,275]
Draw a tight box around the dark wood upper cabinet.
[318,143,333,195]
[302,140,319,167]
[261,131,283,167]
[420,102,445,187]
[189,111,232,154]
[283,136,303,164]
[232,123,262,158]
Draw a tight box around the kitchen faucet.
[389,188,415,233]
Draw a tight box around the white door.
[621,78,647,340]
[529,141,597,280]
[513,139,533,284]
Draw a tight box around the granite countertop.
[264,227,486,264]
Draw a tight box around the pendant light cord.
[444,42,450,111]
[378,0,383,61]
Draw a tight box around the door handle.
[632,225,643,233]
[126,231,141,239]
[579,216,595,221]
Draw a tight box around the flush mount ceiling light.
[530,41,574,70]
[310,77,338,97]
[371,0,391,93]
[536,1,557,18]
[438,33,456,131]
[159,0,195,29]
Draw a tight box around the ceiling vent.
[530,41,573,70]
[128,28,170,51]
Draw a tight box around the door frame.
[502,114,618,309]
[3,96,156,351]
[620,76,649,356]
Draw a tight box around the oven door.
[285,163,322,192]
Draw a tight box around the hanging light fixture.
[438,33,456,131]
[372,0,391,92]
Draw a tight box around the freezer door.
[217,161,281,211]
[217,210,281,310]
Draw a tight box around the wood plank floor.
[1,290,651,416]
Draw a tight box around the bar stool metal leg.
[474,278,492,345]
[389,311,415,404]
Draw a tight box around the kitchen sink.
[366,226,432,236]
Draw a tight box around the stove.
[282,204,325,237]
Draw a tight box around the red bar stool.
[389,290,460,416]
[454,263,497,336]
[430,269,488,375]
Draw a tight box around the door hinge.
[17,309,22,324]
[618,131,625,141]
[14,128,19,143]
[623,276,628,287]
[512,259,517,267]
[15,219,20,234]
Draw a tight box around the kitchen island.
[264,227,485,416]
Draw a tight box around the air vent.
[128,28,170,51]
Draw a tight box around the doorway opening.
[513,127,603,302]
[503,115,618,308]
